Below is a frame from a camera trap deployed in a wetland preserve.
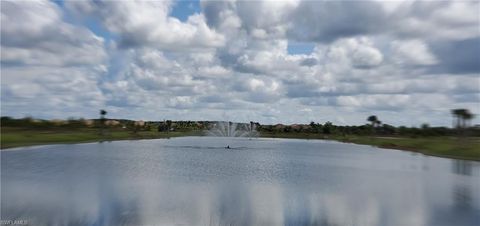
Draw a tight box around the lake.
[1,137,479,226]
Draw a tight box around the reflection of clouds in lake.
[313,194,380,226]
[454,184,472,210]
[245,184,284,225]
[2,138,480,226]
[211,183,277,225]
[288,190,427,226]
[3,179,429,226]
[452,160,473,176]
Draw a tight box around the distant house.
[83,119,94,127]
[50,119,67,126]
[134,120,145,127]
[291,124,302,130]
[274,124,285,130]
[281,124,310,132]
[105,120,121,126]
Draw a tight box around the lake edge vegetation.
[1,109,479,161]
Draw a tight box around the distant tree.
[420,123,432,136]
[323,121,333,134]
[100,109,107,118]
[309,121,320,133]
[166,120,172,132]
[367,115,381,135]
[99,109,107,135]
[381,124,396,135]
[1,116,14,126]
[451,109,474,129]
[367,115,379,127]
[452,109,465,128]
[421,123,430,130]
[158,123,168,132]
[1,116,12,121]
[99,110,107,125]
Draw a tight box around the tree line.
[1,108,477,137]
[257,108,478,137]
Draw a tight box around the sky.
[1,0,479,127]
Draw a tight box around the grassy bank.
[2,127,479,161]
[260,132,480,161]
[0,127,199,149]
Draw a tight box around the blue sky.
[63,0,315,55]
[287,42,315,55]
[1,0,479,126]
[171,0,201,21]
[170,0,315,55]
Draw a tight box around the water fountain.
[205,121,259,137]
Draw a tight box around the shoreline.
[0,128,201,150]
[1,130,479,161]
[258,133,480,161]
[342,139,480,162]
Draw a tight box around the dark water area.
[1,137,479,226]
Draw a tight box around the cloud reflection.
[1,138,479,226]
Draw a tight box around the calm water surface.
[1,137,479,226]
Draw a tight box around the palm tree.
[367,115,378,127]
[367,115,382,135]
[100,109,107,118]
[451,109,465,128]
[451,109,474,128]
[99,109,107,136]
[166,120,172,133]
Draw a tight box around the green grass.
[259,132,330,139]
[260,132,480,161]
[2,127,479,161]
[0,127,199,149]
